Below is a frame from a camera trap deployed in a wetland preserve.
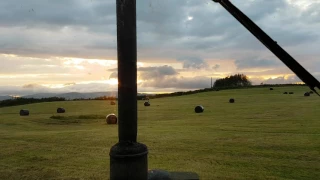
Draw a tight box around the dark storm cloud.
[140,76,211,89]
[212,64,220,71]
[136,64,211,89]
[0,0,319,61]
[138,65,178,79]
[0,0,115,28]
[0,0,117,58]
[235,57,281,70]
[177,57,209,69]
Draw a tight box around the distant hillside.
[57,92,118,100]
[0,96,12,101]
[1,84,309,102]
[22,93,59,99]
[22,92,118,100]
[21,92,149,100]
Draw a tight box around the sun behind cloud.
[107,78,118,85]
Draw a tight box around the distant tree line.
[93,96,117,100]
[213,74,252,88]
[0,97,65,107]
[148,88,213,99]
[147,84,307,99]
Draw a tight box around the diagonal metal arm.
[213,0,320,95]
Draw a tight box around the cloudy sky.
[0,0,319,96]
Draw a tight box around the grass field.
[0,86,319,180]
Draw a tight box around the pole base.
[110,141,148,180]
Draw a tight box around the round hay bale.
[229,98,235,103]
[110,101,116,105]
[194,105,204,113]
[304,92,310,97]
[106,114,117,124]
[148,169,171,180]
[270,88,274,90]
[283,92,288,94]
[289,92,294,94]
[20,109,29,116]
[144,101,150,106]
[57,107,65,113]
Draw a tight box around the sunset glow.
[0,0,319,96]
[107,78,118,85]
[42,84,67,89]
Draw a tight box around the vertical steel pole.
[117,0,137,143]
[109,0,148,179]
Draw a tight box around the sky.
[0,0,319,96]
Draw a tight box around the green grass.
[0,86,319,179]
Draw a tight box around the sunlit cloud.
[286,0,314,10]
[41,84,66,89]
[62,57,117,66]
[0,74,41,79]
[137,62,145,67]
[106,78,118,85]
[77,79,118,85]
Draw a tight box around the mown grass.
[0,86,319,179]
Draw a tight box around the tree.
[213,74,252,88]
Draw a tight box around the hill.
[0,95,12,101]
[22,92,118,100]
[21,91,149,100]
[0,85,319,179]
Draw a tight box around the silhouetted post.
[109,0,148,179]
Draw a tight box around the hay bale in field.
[20,109,29,116]
[229,98,235,103]
[148,169,171,180]
[57,107,65,113]
[194,105,204,113]
[304,92,310,97]
[106,114,117,124]
[142,96,150,101]
[144,101,150,106]
[270,88,274,90]
[110,101,116,105]
[289,92,294,94]
[283,92,288,94]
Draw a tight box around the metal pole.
[109,0,148,179]
[117,0,137,142]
